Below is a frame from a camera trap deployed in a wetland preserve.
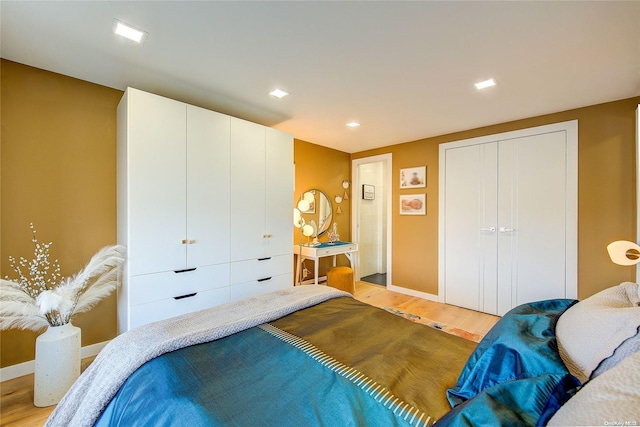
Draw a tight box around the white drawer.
[299,243,358,258]
[130,286,230,330]
[230,273,293,302]
[130,264,229,305]
[230,254,292,285]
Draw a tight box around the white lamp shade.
[297,199,310,212]
[303,191,315,203]
[302,224,314,237]
[293,208,305,228]
[606,240,640,266]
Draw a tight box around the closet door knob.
[499,227,515,233]
[480,227,496,232]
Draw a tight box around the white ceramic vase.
[34,322,81,407]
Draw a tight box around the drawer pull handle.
[257,277,272,282]
[174,268,197,274]
[257,257,272,261]
[174,292,197,300]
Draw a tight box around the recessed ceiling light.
[113,19,148,44]
[475,78,497,90]
[346,121,360,128]
[269,89,289,99]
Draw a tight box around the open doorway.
[352,154,392,287]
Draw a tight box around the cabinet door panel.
[265,128,294,257]
[497,132,568,315]
[186,105,231,267]
[443,143,497,313]
[230,118,267,261]
[128,90,187,275]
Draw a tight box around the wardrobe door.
[496,131,569,315]
[442,142,498,313]
[186,105,231,267]
[265,128,293,257]
[127,89,187,275]
[230,118,267,261]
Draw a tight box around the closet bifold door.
[496,132,568,315]
[442,142,498,314]
[439,120,577,317]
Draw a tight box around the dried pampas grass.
[1,234,125,331]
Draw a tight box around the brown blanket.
[271,297,476,420]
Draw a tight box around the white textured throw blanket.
[46,285,350,427]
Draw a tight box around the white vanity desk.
[294,241,358,285]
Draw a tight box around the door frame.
[438,120,578,306]
[351,153,393,286]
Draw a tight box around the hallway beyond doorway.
[361,273,387,286]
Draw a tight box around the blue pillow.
[437,299,580,426]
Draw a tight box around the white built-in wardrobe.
[117,88,293,333]
[439,121,577,316]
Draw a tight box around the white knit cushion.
[592,325,639,379]
[556,282,640,383]
[547,351,640,426]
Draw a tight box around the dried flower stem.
[1,223,125,331]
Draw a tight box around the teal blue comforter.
[436,299,580,426]
[96,298,580,427]
[96,324,431,427]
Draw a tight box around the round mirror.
[297,189,333,237]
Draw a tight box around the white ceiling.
[1,1,639,153]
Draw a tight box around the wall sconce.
[607,240,640,266]
[342,180,350,200]
[334,195,343,214]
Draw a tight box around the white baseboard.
[387,284,439,302]
[0,340,110,382]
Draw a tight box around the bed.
[46,283,640,426]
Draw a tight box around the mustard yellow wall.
[354,96,640,300]
[293,139,352,277]
[1,58,637,369]
[1,60,124,367]
[0,60,353,368]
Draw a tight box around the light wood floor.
[0,282,499,427]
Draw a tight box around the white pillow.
[547,351,640,426]
[592,325,639,379]
[556,282,640,383]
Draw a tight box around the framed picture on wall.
[400,194,426,215]
[400,166,426,188]
[362,184,375,200]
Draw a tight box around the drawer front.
[130,263,229,305]
[130,286,230,330]
[230,273,293,302]
[300,244,358,257]
[230,254,291,285]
